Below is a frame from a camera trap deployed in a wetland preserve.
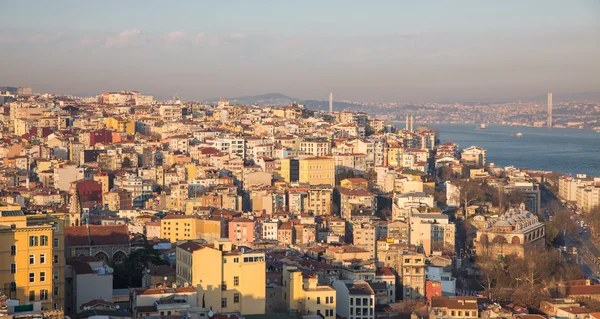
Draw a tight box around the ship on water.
[475,123,487,130]
[512,132,523,137]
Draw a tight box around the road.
[567,215,600,279]
[541,185,600,280]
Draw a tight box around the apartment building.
[160,215,222,243]
[282,266,336,318]
[0,212,56,310]
[175,239,265,314]
[332,280,375,319]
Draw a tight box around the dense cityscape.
[0,87,599,319]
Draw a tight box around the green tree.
[116,234,166,287]
[122,157,132,168]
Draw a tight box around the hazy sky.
[0,1,599,102]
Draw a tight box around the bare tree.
[385,300,426,319]
[449,178,485,215]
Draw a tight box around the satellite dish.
[184,282,189,287]
[208,310,214,317]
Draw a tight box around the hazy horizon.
[1,1,599,102]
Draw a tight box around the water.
[426,124,600,176]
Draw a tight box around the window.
[54,223,59,232]
[10,263,16,274]
[10,245,16,256]
[40,290,49,300]
[221,298,227,308]
[234,293,240,303]
[350,298,353,305]
[234,276,239,286]
[29,290,35,301]
[221,281,227,291]
[40,235,48,246]
[317,296,321,304]
[29,254,35,265]
[29,236,38,246]
[53,238,59,248]
[53,286,59,296]
[29,272,35,283]
[40,254,46,264]
[53,254,59,264]
[54,270,59,280]
[10,282,16,292]
[40,272,46,282]
[234,257,239,263]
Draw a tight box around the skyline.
[1,1,599,102]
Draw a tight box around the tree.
[437,166,454,181]
[116,234,166,287]
[385,300,426,319]
[544,222,560,246]
[122,156,132,168]
[449,178,486,214]
[552,209,577,240]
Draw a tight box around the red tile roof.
[65,224,129,247]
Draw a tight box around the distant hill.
[206,93,366,112]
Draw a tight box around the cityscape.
[1,2,600,319]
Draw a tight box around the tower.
[547,93,553,128]
[69,182,83,226]
[410,115,414,132]
[405,114,409,131]
[329,92,333,113]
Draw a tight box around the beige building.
[160,215,222,243]
[282,265,336,318]
[280,156,335,186]
[176,239,265,315]
[352,223,377,259]
[409,213,455,256]
[474,207,545,258]
[300,138,331,157]
[430,296,478,319]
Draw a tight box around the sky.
[0,1,599,102]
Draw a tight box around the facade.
[160,215,222,243]
[175,239,265,315]
[280,156,335,186]
[282,266,336,318]
[332,280,375,319]
[0,212,56,310]
[430,296,478,319]
[474,207,545,258]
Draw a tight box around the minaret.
[329,92,333,113]
[405,114,409,131]
[69,183,83,226]
[547,93,553,128]
[410,115,414,132]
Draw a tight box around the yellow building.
[281,156,335,186]
[282,265,336,318]
[0,212,57,310]
[160,215,221,243]
[308,185,333,216]
[104,117,135,135]
[176,239,265,315]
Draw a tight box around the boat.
[475,123,487,130]
[512,132,523,137]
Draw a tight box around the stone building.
[474,206,545,258]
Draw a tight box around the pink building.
[228,217,256,247]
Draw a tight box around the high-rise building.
[548,93,552,127]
